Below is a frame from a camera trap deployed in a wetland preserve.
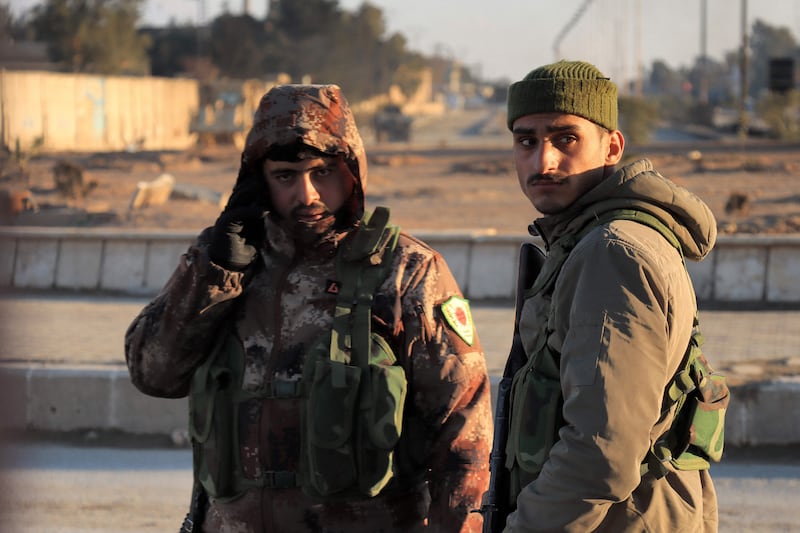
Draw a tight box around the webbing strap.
[529,209,683,300]
[237,470,299,490]
[593,209,682,255]
[329,207,399,370]
[344,207,393,261]
[667,370,696,402]
[260,470,298,489]
[265,379,303,399]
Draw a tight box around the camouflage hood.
[225,84,368,219]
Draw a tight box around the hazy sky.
[8,0,800,82]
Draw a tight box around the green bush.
[618,97,659,144]
[757,91,800,141]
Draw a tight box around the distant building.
[0,40,60,71]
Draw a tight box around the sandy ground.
[6,136,800,236]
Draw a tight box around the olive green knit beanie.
[506,60,618,131]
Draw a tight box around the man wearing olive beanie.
[487,60,723,532]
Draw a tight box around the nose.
[532,140,558,176]
[297,174,320,205]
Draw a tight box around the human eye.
[514,135,536,148]
[315,165,333,177]
[312,163,338,182]
[271,171,294,184]
[554,133,578,148]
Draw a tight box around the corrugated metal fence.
[0,70,199,153]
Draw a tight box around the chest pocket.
[302,329,406,497]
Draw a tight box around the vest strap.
[330,207,400,369]
[261,470,298,489]
[265,379,303,399]
[239,470,300,490]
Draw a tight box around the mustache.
[526,173,565,186]
[291,201,332,218]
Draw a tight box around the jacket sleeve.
[398,246,492,533]
[124,233,247,398]
[505,225,694,531]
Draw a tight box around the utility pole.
[195,0,206,59]
[699,0,709,104]
[634,0,642,97]
[738,0,750,140]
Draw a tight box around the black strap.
[179,478,208,533]
[261,470,298,489]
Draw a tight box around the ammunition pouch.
[644,327,729,477]
[302,330,407,498]
[189,332,241,500]
[301,207,405,498]
[189,332,302,500]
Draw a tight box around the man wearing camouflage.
[125,84,491,532]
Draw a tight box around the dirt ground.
[6,141,800,236]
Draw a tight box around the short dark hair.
[263,142,327,163]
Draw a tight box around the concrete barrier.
[0,364,796,446]
[0,364,187,435]
[2,227,800,304]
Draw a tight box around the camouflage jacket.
[125,214,492,532]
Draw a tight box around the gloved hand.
[207,205,266,270]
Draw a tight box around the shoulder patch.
[440,296,475,346]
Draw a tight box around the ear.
[605,129,625,165]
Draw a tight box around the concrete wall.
[2,227,800,304]
[1,365,794,446]
[0,71,199,152]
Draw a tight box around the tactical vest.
[188,207,406,501]
[504,209,730,504]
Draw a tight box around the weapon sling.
[474,242,545,533]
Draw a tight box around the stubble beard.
[283,202,341,247]
[526,173,566,215]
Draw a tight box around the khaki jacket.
[505,159,719,532]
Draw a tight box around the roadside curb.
[1,364,799,447]
[0,364,186,436]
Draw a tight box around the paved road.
[0,291,799,531]
[0,436,798,533]
[1,291,799,379]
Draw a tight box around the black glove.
[208,206,266,270]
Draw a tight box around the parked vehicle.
[190,79,275,150]
[373,104,413,142]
